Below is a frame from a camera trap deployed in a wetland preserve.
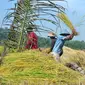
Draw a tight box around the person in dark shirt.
[48,32,57,53]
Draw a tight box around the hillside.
[0,47,85,85]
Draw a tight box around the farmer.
[48,32,57,53]
[51,30,75,62]
[25,27,38,49]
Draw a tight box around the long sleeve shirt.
[25,32,38,49]
[52,34,73,56]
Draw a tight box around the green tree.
[65,40,85,50]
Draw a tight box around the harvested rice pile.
[0,48,85,85]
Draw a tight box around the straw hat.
[48,32,56,37]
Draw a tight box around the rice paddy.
[0,47,85,85]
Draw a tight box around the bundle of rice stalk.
[57,13,78,36]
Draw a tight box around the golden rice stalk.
[57,13,78,36]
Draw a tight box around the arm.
[64,29,76,40]
[64,33,74,40]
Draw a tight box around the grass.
[0,46,4,56]
[0,48,85,85]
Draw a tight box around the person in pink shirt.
[25,27,38,49]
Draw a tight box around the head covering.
[48,32,56,37]
[27,26,34,32]
[60,29,70,36]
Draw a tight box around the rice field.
[0,47,85,85]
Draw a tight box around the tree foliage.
[2,0,65,50]
[0,28,9,40]
[65,40,85,50]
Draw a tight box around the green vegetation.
[0,0,85,84]
[38,37,85,50]
[0,28,9,40]
[0,28,85,50]
[65,40,85,50]
[0,46,4,56]
[0,48,85,85]
[0,28,9,45]
[38,37,50,48]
